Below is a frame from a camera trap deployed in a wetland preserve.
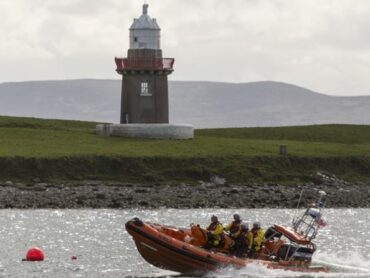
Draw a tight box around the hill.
[0,116,369,183]
[1,79,370,127]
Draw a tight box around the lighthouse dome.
[129,4,161,49]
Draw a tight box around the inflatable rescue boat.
[126,191,329,275]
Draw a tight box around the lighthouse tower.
[115,4,174,124]
[97,3,193,139]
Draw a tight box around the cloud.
[0,0,369,95]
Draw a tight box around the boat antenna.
[293,188,304,226]
[296,188,304,210]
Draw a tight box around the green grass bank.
[0,116,370,183]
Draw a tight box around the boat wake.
[314,251,370,274]
[204,251,370,278]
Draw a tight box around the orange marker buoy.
[25,247,44,261]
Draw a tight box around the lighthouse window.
[140,82,151,96]
[134,37,138,42]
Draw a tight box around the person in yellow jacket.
[233,222,253,257]
[206,215,224,248]
[249,221,264,257]
[224,214,242,239]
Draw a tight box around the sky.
[0,0,370,96]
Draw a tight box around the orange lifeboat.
[125,218,328,275]
[126,191,330,275]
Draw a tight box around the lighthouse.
[97,3,193,139]
[115,4,174,124]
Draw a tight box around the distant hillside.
[1,79,370,128]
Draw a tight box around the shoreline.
[1,177,369,209]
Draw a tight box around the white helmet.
[241,222,249,230]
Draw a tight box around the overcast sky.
[0,0,369,96]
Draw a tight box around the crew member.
[206,215,224,248]
[249,221,264,258]
[225,214,242,239]
[233,222,253,257]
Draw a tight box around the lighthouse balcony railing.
[115,57,174,71]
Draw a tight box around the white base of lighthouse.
[96,123,194,139]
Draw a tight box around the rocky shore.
[0,174,369,209]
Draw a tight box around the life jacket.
[251,228,264,251]
[229,220,241,234]
[234,230,249,248]
[207,222,224,244]
[251,227,261,236]
[207,221,220,231]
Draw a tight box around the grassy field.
[0,116,369,183]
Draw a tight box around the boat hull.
[126,219,219,274]
[126,218,328,275]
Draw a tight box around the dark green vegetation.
[0,116,369,183]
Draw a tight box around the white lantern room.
[129,4,161,50]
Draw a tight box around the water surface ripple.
[0,209,369,277]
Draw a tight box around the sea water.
[0,209,369,277]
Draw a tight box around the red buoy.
[71,255,77,260]
[25,247,44,261]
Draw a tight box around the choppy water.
[0,209,369,277]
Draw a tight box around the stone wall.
[96,123,194,139]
